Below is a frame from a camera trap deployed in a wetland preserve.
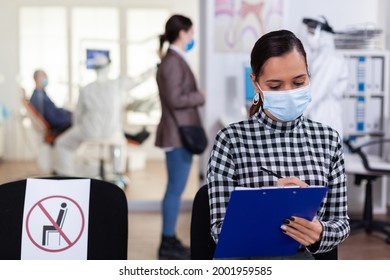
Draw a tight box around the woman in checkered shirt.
[207,30,350,259]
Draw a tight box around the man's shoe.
[158,236,190,260]
[124,128,150,144]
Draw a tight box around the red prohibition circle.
[25,195,85,252]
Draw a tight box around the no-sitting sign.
[21,179,90,260]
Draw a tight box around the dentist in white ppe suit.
[301,16,349,137]
[53,55,153,176]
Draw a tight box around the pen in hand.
[260,167,283,179]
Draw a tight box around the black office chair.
[190,185,216,259]
[0,177,128,260]
[344,139,390,244]
[190,184,338,260]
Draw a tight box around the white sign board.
[21,178,91,260]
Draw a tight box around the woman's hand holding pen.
[260,168,308,187]
[277,177,308,187]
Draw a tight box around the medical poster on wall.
[214,0,284,53]
[21,179,91,260]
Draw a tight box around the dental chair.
[22,97,60,172]
[74,136,130,189]
[22,98,57,145]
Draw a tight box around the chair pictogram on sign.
[42,202,68,246]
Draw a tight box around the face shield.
[303,17,334,34]
[300,17,335,52]
[91,55,111,70]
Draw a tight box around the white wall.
[0,0,199,160]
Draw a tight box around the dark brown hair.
[159,14,192,59]
[248,30,308,117]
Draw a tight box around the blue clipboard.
[213,186,328,259]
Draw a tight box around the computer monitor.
[86,49,110,69]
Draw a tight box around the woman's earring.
[253,92,260,105]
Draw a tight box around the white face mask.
[258,83,312,121]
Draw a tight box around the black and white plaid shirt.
[207,109,350,254]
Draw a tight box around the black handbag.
[178,125,208,154]
[167,108,208,155]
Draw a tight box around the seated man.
[30,70,72,133]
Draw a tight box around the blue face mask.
[42,78,48,88]
[185,38,195,52]
[259,84,312,121]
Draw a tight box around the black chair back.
[0,177,128,260]
[190,184,216,259]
